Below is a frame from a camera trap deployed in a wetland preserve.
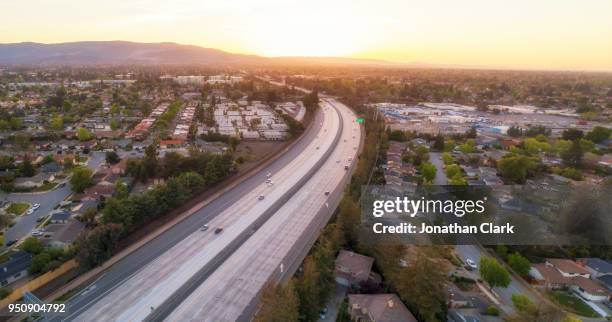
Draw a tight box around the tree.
[77,127,93,141]
[497,155,537,183]
[396,250,447,322]
[479,257,511,289]
[143,144,159,178]
[113,180,129,200]
[560,140,583,168]
[254,281,300,322]
[507,126,522,137]
[507,252,531,276]
[110,119,121,131]
[105,151,120,165]
[432,135,445,151]
[458,139,477,153]
[75,223,123,268]
[420,162,437,184]
[445,164,462,178]
[441,152,455,165]
[29,252,52,274]
[562,128,584,141]
[296,257,322,321]
[49,115,64,131]
[511,294,535,312]
[19,159,36,177]
[20,237,44,254]
[388,130,407,142]
[70,167,93,193]
[585,126,611,143]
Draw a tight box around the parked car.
[466,258,478,270]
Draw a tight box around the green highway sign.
[356,117,365,123]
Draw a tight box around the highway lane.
[166,98,362,322]
[48,107,329,321]
[64,102,342,321]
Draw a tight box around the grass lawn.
[6,202,29,216]
[548,291,600,318]
[33,181,58,192]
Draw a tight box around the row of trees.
[76,171,206,268]
[125,145,233,184]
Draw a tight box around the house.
[570,276,610,302]
[348,294,417,322]
[335,250,375,288]
[530,259,610,302]
[14,172,55,188]
[530,263,571,289]
[83,183,115,200]
[577,258,612,278]
[546,259,590,278]
[49,211,71,224]
[159,140,185,149]
[45,220,85,249]
[41,161,62,174]
[0,251,32,286]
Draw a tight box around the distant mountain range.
[0,41,394,66]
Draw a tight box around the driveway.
[318,284,347,322]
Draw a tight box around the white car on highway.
[31,230,43,237]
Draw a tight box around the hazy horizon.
[2,0,612,71]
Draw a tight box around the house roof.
[578,258,612,275]
[52,220,85,244]
[532,263,571,285]
[0,251,32,281]
[335,250,374,282]
[50,212,71,221]
[546,258,590,275]
[84,183,115,197]
[598,275,612,291]
[160,139,184,146]
[348,294,417,322]
[572,276,609,297]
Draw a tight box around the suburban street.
[429,152,448,185]
[455,244,540,315]
[1,151,105,245]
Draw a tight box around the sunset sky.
[1,0,611,71]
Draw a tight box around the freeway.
[166,98,361,322]
[51,98,347,321]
